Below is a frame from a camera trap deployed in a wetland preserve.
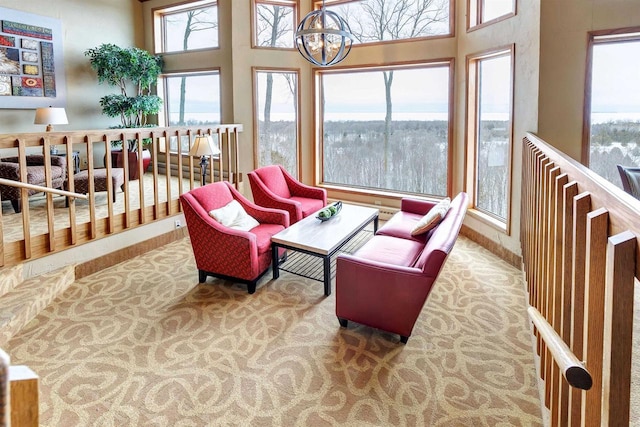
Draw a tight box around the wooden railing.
[0,125,242,268]
[521,133,638,426]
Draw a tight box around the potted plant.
[85,43,163,179]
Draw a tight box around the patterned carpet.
[5,235,543,426]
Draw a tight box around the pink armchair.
[180,181,289,294]
[248,165,327,224]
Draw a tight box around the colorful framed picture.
[0,7,66,108]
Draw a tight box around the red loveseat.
[335,192,468,343]
[248,165,327,224]
[180,181,289,294]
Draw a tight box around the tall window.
[585,30,640,188]
[467,48,514,224]
[155,1,218,53]
[324,0,452,44]
[163,72,221,126]
[319,62,452,196]
[468,0,515,29]
[254,69,299,176]
[254,0,296,48]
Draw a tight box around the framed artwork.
[0,7,66,108]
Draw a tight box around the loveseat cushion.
[353,235,425,267]
[376,211,430,243]
[411,197,450,236]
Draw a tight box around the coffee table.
[271,203,379,296]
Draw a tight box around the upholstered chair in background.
[617,164,640,200]
[0,154,67,213]
[180,181,289,294]
[248,165,327,224]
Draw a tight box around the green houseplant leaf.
[85,43,163,129]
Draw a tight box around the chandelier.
[295,1,354,67]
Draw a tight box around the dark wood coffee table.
[271,203,379,296]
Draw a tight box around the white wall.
[538,0,640,161]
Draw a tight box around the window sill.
[466,208,509,234]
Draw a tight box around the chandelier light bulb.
[295,2,354,67]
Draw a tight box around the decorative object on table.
[316,201,342,221]
[295,0,354,67]
[0,7,67,109]
[248,165,327,224]
[189,135,220,186]
[84,43,163,129]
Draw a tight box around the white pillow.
[209,199,260,232]
[410,197,451,236]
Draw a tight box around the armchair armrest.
[236,199,290,227]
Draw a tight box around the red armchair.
[180,181,289,294]
[248,165,327,224]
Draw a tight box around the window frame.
[252,66,302,177]
[467,0,516,32]
[252,0,298,50]
[153,0,219,55]
[316,0,455,47]
[159,69,222,130]
[465,45,515,233]
[581,26,640,166]
[314,59,455,199]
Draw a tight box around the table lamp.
[189,135,220,186]
[34,107,68,132]
[34,107,68,155]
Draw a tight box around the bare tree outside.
[255,2,298,174]
[165,5,218,124]
[330,0,450,185]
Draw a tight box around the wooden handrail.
[522,133,636,426]
[528,306,592,390]
[0,178,87,200]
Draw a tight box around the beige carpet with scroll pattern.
[6,236,543,426]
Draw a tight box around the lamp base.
[200,156,210,186]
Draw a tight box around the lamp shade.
[189,135,220,157]
[34,107,68,131]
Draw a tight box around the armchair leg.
[10,200,20,213]
[247,281,257,294]
[337,317,348,328]
[198,270,207,283]
[400,336,409,344]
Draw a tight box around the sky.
[591,39,640,113]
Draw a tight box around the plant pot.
[111,149,151,180]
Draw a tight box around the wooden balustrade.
[521,133,638,426]
[0,125,243,268]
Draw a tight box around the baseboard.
[75,227,189,280]
[460,225,522,268]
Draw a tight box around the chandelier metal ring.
[295,5,354,67]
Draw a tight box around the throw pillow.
[209,199,260,232]
[410,197,451,236]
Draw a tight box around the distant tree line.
[590,120,640,187]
